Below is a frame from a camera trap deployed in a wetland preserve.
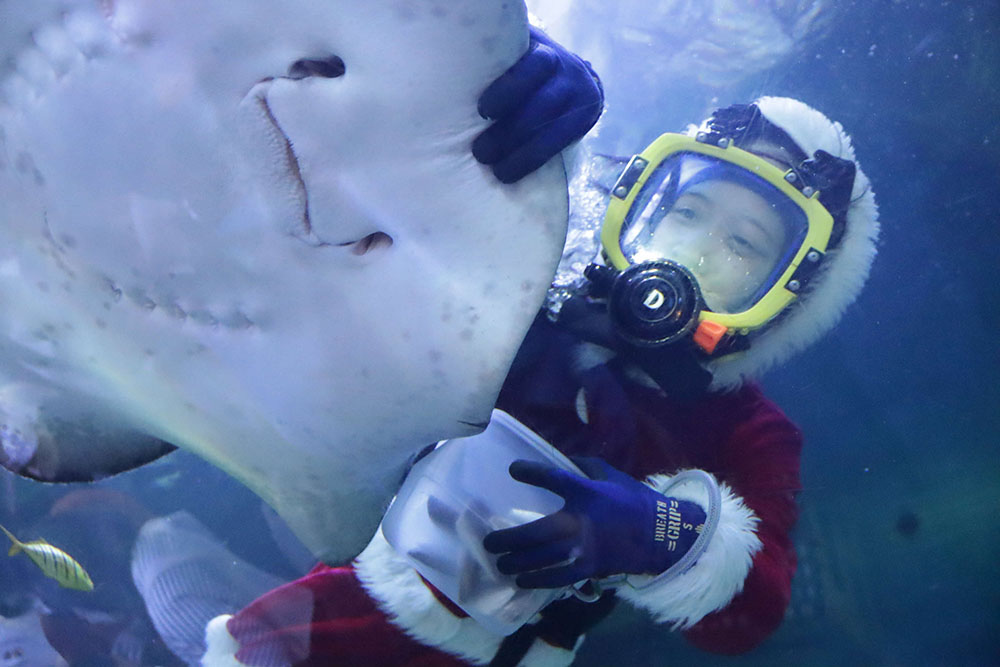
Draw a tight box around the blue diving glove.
[483,457,706,589]
[473,26,604,184]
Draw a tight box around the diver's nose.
[673,229,716,271]
[691,216,731,264]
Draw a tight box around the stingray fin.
[1,389,178,483]
[0,425,177,483]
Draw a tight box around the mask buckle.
[784,247,825,295]
[610,155,649,200]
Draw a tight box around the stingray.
[0,0,568,564]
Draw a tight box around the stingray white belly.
[0,0,568,563]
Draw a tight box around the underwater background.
[1,0,997,664]
[574,0,1000,664]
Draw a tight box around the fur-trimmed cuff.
[616,471,761,629]
[355,528,578,667]
[202,615,241,666]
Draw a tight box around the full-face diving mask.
[589,130,839,356]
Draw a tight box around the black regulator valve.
[606,261,703,347]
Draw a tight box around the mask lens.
[618,153,808,314]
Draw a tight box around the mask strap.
[797,150,856,248]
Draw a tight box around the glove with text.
[483,457,706,589]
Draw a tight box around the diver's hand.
[483,457,705,588]
[473,26,604,184]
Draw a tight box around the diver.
[143,27,879,667]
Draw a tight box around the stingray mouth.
[242,84,393,257]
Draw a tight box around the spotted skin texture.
[0,0,569,564]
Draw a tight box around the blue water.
[582,1,1000,664]
[607,1,1000,664]
[2,1,998,665]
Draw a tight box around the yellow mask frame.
[600,132,835,354]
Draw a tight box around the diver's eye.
[728,235,759,257]
[288,55,346,80]
[671,207,697,222]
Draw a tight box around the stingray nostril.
[287,55,346,80]
[350,231,393,256]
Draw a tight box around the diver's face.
[649,180,787,312]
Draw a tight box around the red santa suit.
[202,316,802,666]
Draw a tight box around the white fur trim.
[355,528,583,667]
[616,471,761,629]
[197,535,580,667]
[686,97,880,389]
[355,528,505,665]
[201,615,242,667]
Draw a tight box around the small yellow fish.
[0,524,94,591]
